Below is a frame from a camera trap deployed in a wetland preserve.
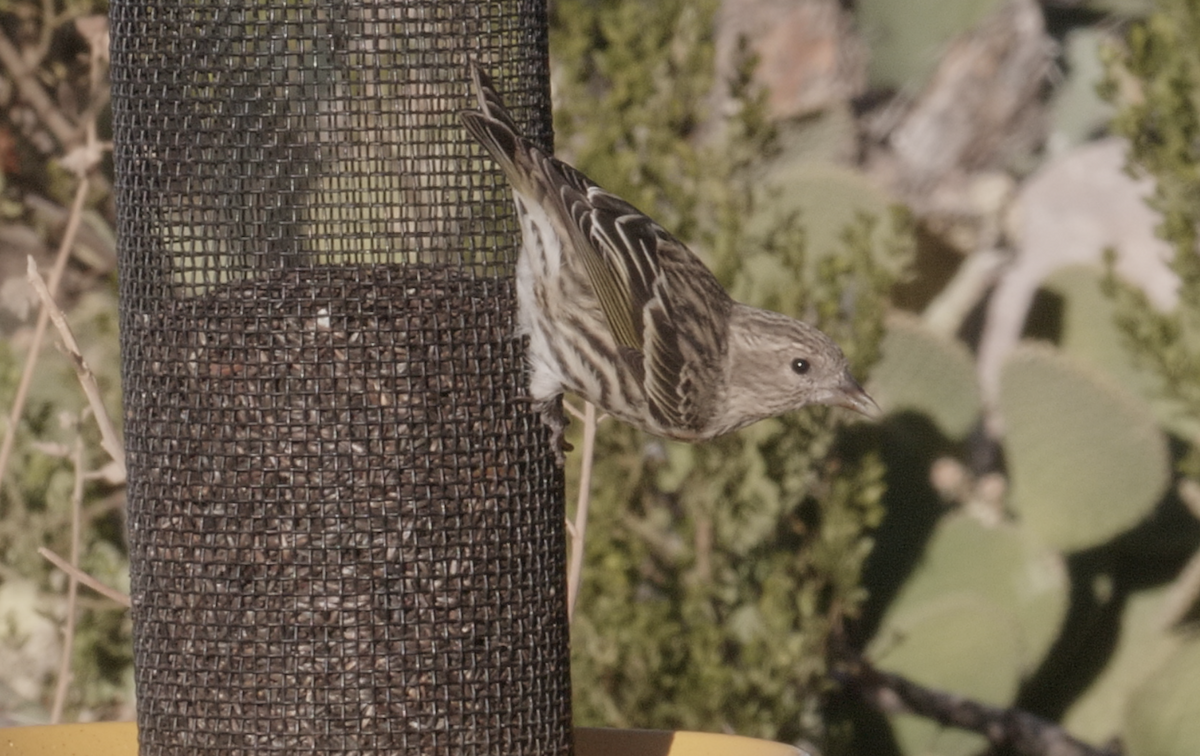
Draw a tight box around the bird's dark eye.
[791,358,811,375]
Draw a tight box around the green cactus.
[872,593,1022,756]
[999,343,1170,552]
[881,514,1067,670]
[1042,265,1196,438]
[866,316,981,439]
[1124,635,1200,756]
[1047,29,1119,152]
[1062,585,1181,746]
[747,161,899,272]
[1044,266,1144,388]
[869,513,1068,755]
[854,0,1006,91]
[769,109,859,171]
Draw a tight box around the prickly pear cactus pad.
[867,316,981,439]
[999,344,1169,552]
[871,594,1022,756]
[868,513,1069,756]
[1124,635,1200,756]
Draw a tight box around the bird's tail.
[460,62,526,179]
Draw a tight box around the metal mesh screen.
[110,2,570,754]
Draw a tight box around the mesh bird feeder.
[110,1,570,753]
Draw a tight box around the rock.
[714,0,865,120]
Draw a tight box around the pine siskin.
[460,63,878,461]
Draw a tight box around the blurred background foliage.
[0,0,128,725]
[0,0,1199,754]
[549,0,1200,754]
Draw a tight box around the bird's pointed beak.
[832,371,881,419]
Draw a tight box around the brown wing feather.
[460,65,646,352]
[640,237,732,432]
[564,188,659,351]
[525,154,735,431]
[461,61,733,432]
[551,167,651,352]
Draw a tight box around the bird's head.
[719,305,879,432]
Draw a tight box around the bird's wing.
[460,63,526,180]
[461,62,658,352]
[639,237,732,431]
[556,173,660,353]
[460,61,730,431]
[554,168,731,431]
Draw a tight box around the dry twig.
[38,547,131,609]
[25,256,126,477]
[0,177,91,490]
[49,429,85,723]
[0,29,80,149]
[0,11,112,490]
[566,400,605,623]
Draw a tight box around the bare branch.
[1180,479,1200,522]
[26,256,126,478]
[839,654,1119,756]
[0,29,80,149]
[567,401,602,624]
[563,398,586,423]
[50,429,85,723]
[1161,545,1200,629]
[0,177,91,490]
[922,247,1007,338]
[38,547,131,609]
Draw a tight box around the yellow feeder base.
[0,722,803,755]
